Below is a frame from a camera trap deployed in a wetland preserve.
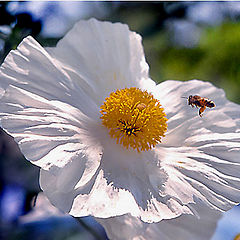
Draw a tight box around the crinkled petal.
[0,84,103,187]
[39,128,191,221]
[97,141,193,223]
[149,80,240,214]
[97,202,222,240]
[0,36,99,119]
[0,35,105,186]
[46,18,149,105]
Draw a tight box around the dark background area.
[0,2,240,240]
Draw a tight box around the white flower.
[96,203,222,240]
[0,18,240,225]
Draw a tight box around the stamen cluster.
[100,88,167,151]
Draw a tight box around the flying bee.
[182,95,215,117]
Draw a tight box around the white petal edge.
[96,202,222,240]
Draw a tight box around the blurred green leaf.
[143,21,240,103]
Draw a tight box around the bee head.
[188,95,193,105]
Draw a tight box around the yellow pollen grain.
[100,87,167,152]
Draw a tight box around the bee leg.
[199,106,206,117]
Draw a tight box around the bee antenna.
[181,96,188,99]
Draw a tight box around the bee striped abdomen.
[206,100,215,108]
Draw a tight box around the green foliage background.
[145,22,240,104]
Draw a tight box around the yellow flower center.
[100,87,167,151]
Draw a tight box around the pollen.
[100,87,167,152]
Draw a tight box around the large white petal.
[151,80,240,214]
[46,18,149,105]
[0,84,103,187]
[96,141,193,223]
[0,36,99,119]
[97,202,222,240]
[0,27,109,193]
[38,131,154,220]
[40,127,191,222]
[38,126,190,221]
